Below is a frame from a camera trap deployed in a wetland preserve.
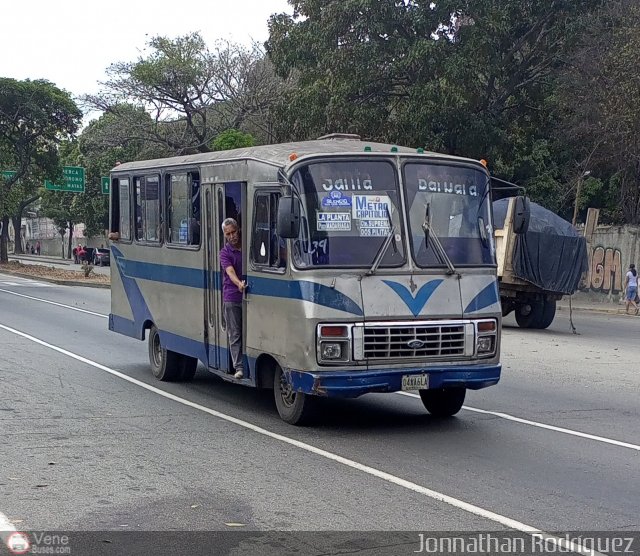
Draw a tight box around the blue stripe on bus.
[109,314,499,395]
[113,250,206,288]
[248,276,364,316]
[464,281,499,314]
[382,279,443,317]
[111,248,363,316]
[110,314,255,380]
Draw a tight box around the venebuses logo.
[6,531,30,554]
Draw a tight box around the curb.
[8,255,72,266]
[557,304,625,316]
[0,268,110,289]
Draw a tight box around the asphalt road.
[0,272,638,555]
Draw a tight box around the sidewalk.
[558,297,628,316]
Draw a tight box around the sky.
[0,0,292,101]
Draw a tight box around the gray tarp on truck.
[493,199,589,295]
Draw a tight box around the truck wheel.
[274,364,316,425]
[535,299,556,329]
[148,326,181,381]
[419,387,466,417]
[515,301,543,328]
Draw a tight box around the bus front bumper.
[286,364,501,398]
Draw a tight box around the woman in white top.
[624,263,638,315]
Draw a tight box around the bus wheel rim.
[279,374,296,407]
[152,334,162,367]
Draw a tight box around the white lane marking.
[0,276,49,287]
[0,511,19,548]
[0,323,604,556]
[397,392,640,452]
[0,288,108,319]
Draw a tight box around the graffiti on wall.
[581,245,623,293]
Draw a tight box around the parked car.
[94,248,110,266]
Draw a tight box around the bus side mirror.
[513,196,530,234]
[277,195,300,238]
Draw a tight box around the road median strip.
[0,263,110,289]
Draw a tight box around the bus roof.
[110,137,481,173]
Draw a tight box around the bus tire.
[148,325,181,381]
[514,300,543,329]
[419,387,466,417]
[535,299,556,330]
[179,355,198,381]
[274,364,315,425]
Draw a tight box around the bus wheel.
[419,387,466,417]
[274,365,315,425]
[179,355,198,381]
[148,326,181,381]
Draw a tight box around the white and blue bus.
[108,135,528,424]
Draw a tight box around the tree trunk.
[12,195,40,256]
[67,222,74,260]
[0,216,9,263]
[60,232,66,259]
[11,214,23,254]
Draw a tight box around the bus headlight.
[475,319,497,357]
[321,342,343,359]
[477,336,494,354]
[317,324,351,364]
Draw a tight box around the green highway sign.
[2,170,17,180]
[45,166,85,192]
[101,176,110,195]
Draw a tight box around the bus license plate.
[401,374,429,391]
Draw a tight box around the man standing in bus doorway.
[220,218,247,378]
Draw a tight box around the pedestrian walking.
[624,263,639,315]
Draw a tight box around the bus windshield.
[403,162,495,267]
[290,160,405,268]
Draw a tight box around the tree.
[9,176,41,254]
[211,129,255,151]
[266,0,600,210]
[554,0,640,224]
[82,34,284,155]
[0,78,82,262]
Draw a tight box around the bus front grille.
[363,324,467,360]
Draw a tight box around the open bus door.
[205,182,244,374]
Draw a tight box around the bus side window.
[251,192,286,270]
[189,172,201,245]
[135,175,161,243]
[166,172,200,246]
[111,177,131,241]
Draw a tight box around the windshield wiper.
[422,202,458,275]
[367,205,397,276]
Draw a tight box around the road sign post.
[45,166,85,193]
[101,177,110,195]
